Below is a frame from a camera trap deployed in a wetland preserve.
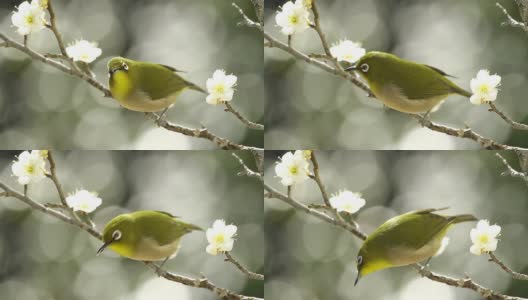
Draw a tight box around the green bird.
[107,57,205,113]
[355,208,477,285]
[346,52,472,114]
[97,211,202,267]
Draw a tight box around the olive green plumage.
[347,52,471,114]
[107,57,205,112]
[97,210,202,261]
[355,208,477,285]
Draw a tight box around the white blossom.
[275,0,311,35]
[66,40,102,63]
[275,150,310,186]
[329,190,365,214]
[65,189,102,213]
[330,40,366,63]
[11,150,47,185]
[206,69,237,105]
[11,0,46,36]
[470,220,501,255]
[206,219,237,255]
[470,70,501,105]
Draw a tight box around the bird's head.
[107,57,132,77]
[346,51,398,83]
[97,214,135,256]
[355,243,392,286]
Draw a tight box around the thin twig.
[0,32,111,96]
[46,151,84,224]
[412,115,524,150]
[0,181,101,239]
[496,2,528,33]
[224,102,264,130]
[264,31,372,95]
[232,153,262,181]
[488,252,528,280]
[145,114,261,151]
[495,153,528,186]
[309,152,361,228]
[310,1,344,72]
[264,183,366,239]
[46,0,83,73]
[224,252,264,280]
[145,263,261,300]
[248,0,263,24]
[414,265,523,300]
[488,102,528,130]
[232,3,262,30]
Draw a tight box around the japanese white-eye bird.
[354,208,477,285]
[346,52,471,114]
[107,57,206,113]
[97,211,202,267]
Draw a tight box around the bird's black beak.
[354,273,360,286]
[97,240,113,256]
[345,65,357,72]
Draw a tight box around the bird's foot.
[155,266,165,277]
[418,112,432,127]
[154,108,170,127]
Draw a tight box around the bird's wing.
[159,64,187,73]
[395,64,462,100]
[423,64,456,78]
[135,211,183,246]
[134,63,189,100]
[379,212,449,251]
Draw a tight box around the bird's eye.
[357,256,363,265]
[122,63,129,71]
[112,230,122,240]
[360,63,369,73]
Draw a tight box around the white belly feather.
[118,90,179,113]
[375,84,447,114]
[133,236,181,261]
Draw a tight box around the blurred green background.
[0,150,263,300]
[264,0,528,149]
[0,0,263,149]
[264,150,528,299]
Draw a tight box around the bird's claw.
[418,112,432,127]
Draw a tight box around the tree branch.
[495,153,528,186]
[145,114,260,151]
[0,32,111,96]
[488,252,528,281]
[232,153,262,181]
[224,252,264,280]
[488,102,528,131]
[496,2,528,33]
[264,182,367,239]
[224,102,264,130]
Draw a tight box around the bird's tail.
[452,86,472,98]
[185,80,207,94]
[448,214,478,224]
[185,222,204,232]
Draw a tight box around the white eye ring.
[122,63,129,71]
[112,230,122,240]
[357,256,363,265]
[360,63,369,72]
